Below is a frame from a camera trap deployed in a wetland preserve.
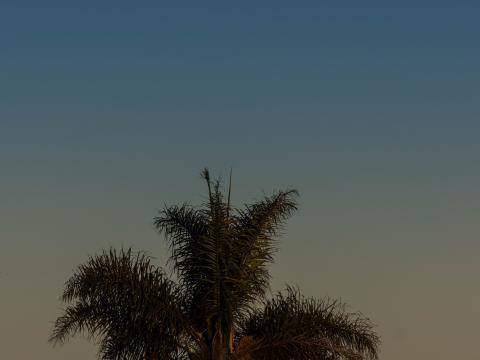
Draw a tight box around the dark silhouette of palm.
[50,169,379,360]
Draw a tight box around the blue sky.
[1,2,479,359]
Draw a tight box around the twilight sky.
[1,1,479,359]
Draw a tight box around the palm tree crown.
[50,169,380,359]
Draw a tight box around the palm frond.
[228,190,299,316]
[235,189,299,242]
[154,202,215,328]
[49,248,188,360]
[154,204,209,280]
[238,286,379,360]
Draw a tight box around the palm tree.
[50,169,380,360]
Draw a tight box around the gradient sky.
[1,1,479,359]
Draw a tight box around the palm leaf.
[49,248,188,359]
[228,189,299,316]
[238,286,379,360]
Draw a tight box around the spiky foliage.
[238,287,379,360]
[49,249,189,359]
[51,169,380,360]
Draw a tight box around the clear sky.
[1,1,479,359]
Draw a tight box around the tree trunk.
[212,328,224,360]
